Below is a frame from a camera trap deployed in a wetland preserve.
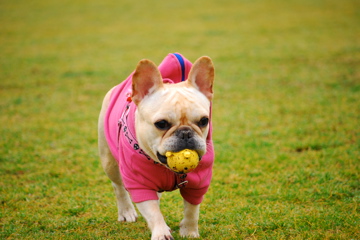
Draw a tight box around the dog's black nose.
[176,127,193,140]
[173,127,196,151]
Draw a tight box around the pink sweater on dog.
[104,53,214,205]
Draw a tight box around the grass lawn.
[1,0,359,239]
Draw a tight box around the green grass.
[1,0,359,239]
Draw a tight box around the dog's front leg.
[136,200,173,240]
[180,200,200,238]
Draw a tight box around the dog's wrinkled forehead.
[139,84,210,123]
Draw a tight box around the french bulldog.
[98,53,215,240]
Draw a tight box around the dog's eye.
[198,117,209,128]
[154,120,171,130]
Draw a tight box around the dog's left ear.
[187,56,215,101]
[132,59,164,105]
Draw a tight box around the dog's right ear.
[132,59,163,105]
[187,56,214,101]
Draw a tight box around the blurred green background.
[1,0,359,239]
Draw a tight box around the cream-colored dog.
[98,54,215,240]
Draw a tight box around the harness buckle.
[177,180,188,188]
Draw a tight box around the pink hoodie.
[104,53,214,205]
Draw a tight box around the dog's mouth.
[156,152,168,165]
[156,151,202,166]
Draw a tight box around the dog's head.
[131,56,214,167]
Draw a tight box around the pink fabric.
[104,53,214,205]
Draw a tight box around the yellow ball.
[165,149,199,173]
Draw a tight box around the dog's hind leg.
[98,89,138,222]
[109,160,138,222]
[100,149,137,222]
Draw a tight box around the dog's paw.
[179,230,199,238]
[179,229,199,238]
[179,220,199,238]
[151,235,174,240]
[151,226,173,240]
[117,206,138,222]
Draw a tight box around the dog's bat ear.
[187,56,215,101]
[132,59,163,105]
